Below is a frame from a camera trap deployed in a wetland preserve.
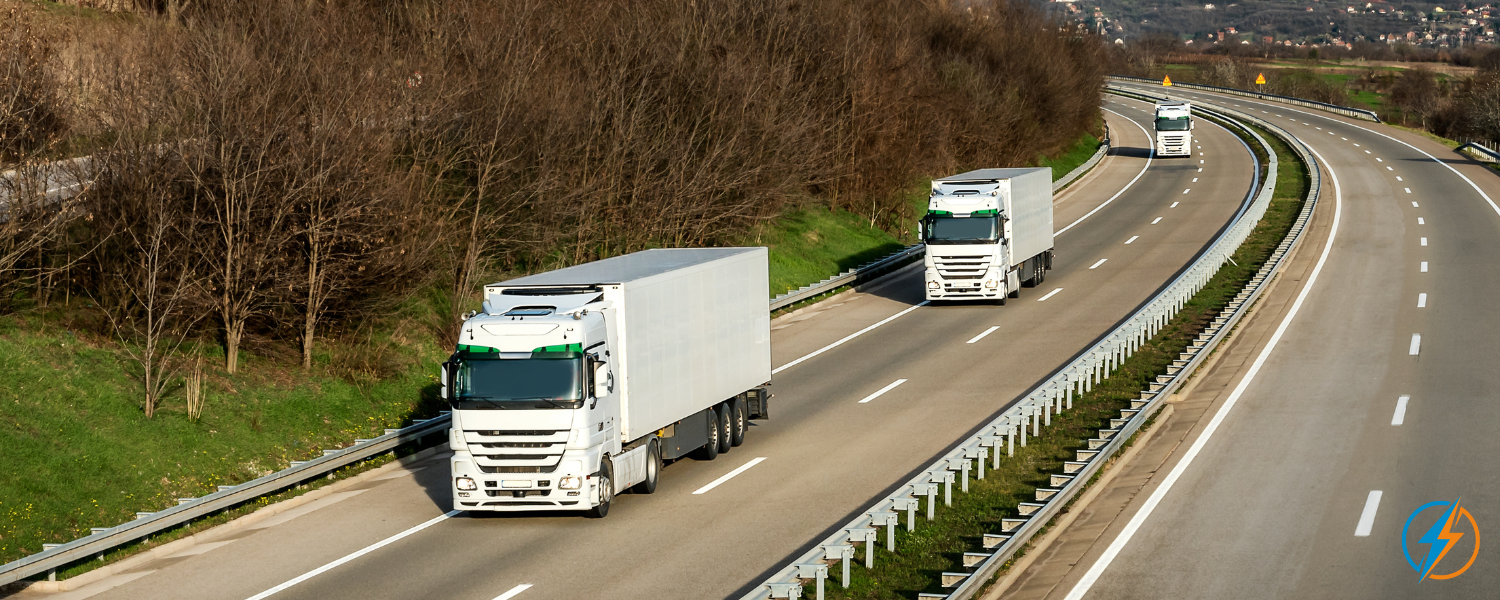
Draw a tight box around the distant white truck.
[919,168,1054,303]
[1153,100,1193,157]
[443,248,772,517]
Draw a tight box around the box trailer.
[919,167,1055,302]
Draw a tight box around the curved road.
[1025,83,1500,600]
[47,95,1261,600]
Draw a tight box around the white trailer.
[919,167,1054,303]
[443,248,772,517]
[1154,100,1193,157]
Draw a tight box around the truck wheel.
[586,458,613,518]
[716,404,733,455]
[695,410,720,461]
[730,399,747,447]
[1008,287,1020,299]
[631,439,660,494]
[994,295,1006,306]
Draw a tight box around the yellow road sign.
[1255,73,1267,85]
[1162,75,1173,86]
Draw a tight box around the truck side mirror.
[593,362,613,398]
[440,361,453,402]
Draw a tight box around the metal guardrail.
[741,88,1324,600]
[1458,142,1500,163]
[0,413,452,586]
[1109,75,1383,123]
[768,135,1111,313]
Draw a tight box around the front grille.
[478,465,557,474]
[473,430,560,436]
[478,442,556,448]
[934,255,990,280]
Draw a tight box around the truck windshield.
[453,355,584,409]
[1155,117,1190,131]
[926,215,999,244]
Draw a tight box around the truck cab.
[920,168,1053,303]
[1153,100,1193,157]
[445,291,619,515]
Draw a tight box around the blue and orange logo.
[1402,498,1481,581]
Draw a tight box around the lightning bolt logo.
[1404,497,1481,582]
[1416,498,1464,581]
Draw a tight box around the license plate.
[501,480,529,488]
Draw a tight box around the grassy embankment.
[0,130,1104,574]
[820,120,1308,599]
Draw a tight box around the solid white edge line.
[1055,107,1155,236]
[1037,288,1063,301]
[692,457,767,495]
[1089,258,1108,270]
[245,511,460,600]
[772,301,928,375]
[1145,84,1500,217]
[492,584,534,600]
[1125,235,1139,244]
[966,326,1001,344]
[1063,140,1343,600]
[857,378,909,404]
[1417,292,1427,307]
[1409,333,1421,355]
[1392,395,1410,426]
[1355,491,1383,537]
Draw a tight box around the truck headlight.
[985,279,998,289]
[927,281,940,290]
[559,476,582,490]
[455,477,477,491]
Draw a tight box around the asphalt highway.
[1035,83,1500,599]
[47,95,1260,600]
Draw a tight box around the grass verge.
[818,118,1308,599]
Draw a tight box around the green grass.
[819,118,1309,600]
[0,312,448,567]
[1039,132,1103,186]
[759,207,910,298]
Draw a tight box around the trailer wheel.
[586,458,613,518]
[631,439,660,494]
[695,410,720,461]
[730,399,747,447]
[716,404,733,455]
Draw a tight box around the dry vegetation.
[1,0,1105,411]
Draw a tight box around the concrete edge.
[9,444,449,594]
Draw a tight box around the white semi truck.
[919,167,1054,303]
[1153,100,1193,157]
[443,248,772,517]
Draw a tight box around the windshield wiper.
[455,396,514,410]
[509,396,576,409]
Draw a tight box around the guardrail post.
[981,433,1001,469]
[1031,404,1039,437]
[966,446,987,480]
[892,497,919,531]
[936,470,955,507]
[795,564,827,600]
[1043,394,1051,427]
[824,544,854,588]
[869,512,899,552]
[950,456,971,492]
[847,528,877,569]
[1008,421,1017,455]
[768,582,804,599]
[913,483,937,520]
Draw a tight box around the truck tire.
[730,399,747,447]
[586,458,613,518]
[695,409,720,461]
[631,439,660,494]
[716,404,733,455]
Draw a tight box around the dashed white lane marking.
[1151,217,1163,224]
[1420,237,1427,246]
[966,326,1001,344]
[1409,334,1422,355]
[1316,127,1322,130]
[1329,131,1335,135]
[1421,261,1429,272]
[1182,189,1191,194]
[1037,288,1063,302]
[1418,217,1425,225]
[858,379,907,404]
[1412,201,1419,207]
[1193,177,1198,182]
[1199,159,1205,164]
[1418,293,1427,307]
[1342,137,1348,140]
[1125,235,1139,244]
[492,585,534,600]
[1355,491,1384,537]
[1057,107,1155,237]
[1392,396,1410,426]
[1170,202,1179,208]
[773,302,929,374]
[1089,258,1108,270]
[1405,188,1412,193]
[1365,150,1372,154]
[693,457,768,493]
[1198,167,1203,172]
[245,510,461,600]
[1376,158,1384,162]
[1396,176,1402,180]
[1354,143,1361,146]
